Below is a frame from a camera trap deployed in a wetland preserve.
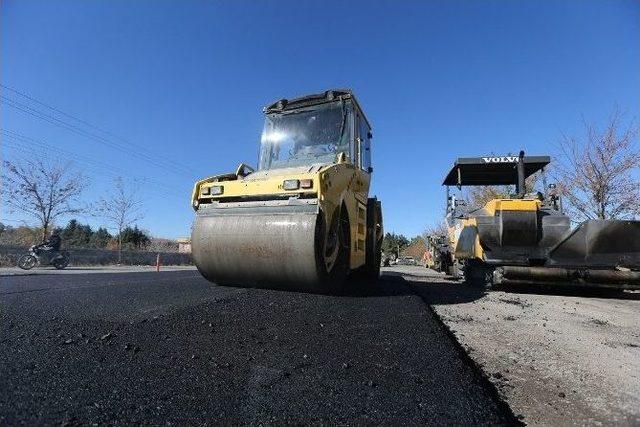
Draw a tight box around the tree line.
[381,232,425,258]
[0,219,175,251]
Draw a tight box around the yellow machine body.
[441,153,640,288]
[190,89,383,292]
[192,160,372,271]
[449,198,541,262]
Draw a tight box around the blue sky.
[2,0,639,239]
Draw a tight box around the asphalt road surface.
[1,270,516,425]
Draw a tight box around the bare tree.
[2,159,87,241]
[465,185,511,208]
[462,173,541,208]
[145,237,179,253]
[97,177,144,263]
[422,221,449,240]
[554,108,640,221]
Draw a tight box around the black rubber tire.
[18,254,37,270]
[52,252,70,270]
[315,207,350,293]
[463,260,493,290]
[362,198,383,280]
[448,261,461,279]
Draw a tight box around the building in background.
[177,237,191,254]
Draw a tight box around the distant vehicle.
[396,257,417,266]
[17,244,70,270]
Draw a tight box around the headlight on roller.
[210,185,223,195]
[283,179,299,190]
[201,186,210,195]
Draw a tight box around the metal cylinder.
[191,204,327,292]
[496,265,640,289]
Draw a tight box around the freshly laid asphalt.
[0,269,517,425]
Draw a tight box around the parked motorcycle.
[17,245,70,270]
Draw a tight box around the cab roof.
[263,88,371,129]
[442,155,550,186]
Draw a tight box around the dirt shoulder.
[388,266,640,426]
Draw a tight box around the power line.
[2,132,187,198]
[2,141,186,199]
[1,128,175,182]
[0,83,196,174]
[1,95,193,176]
[0,92,195,177]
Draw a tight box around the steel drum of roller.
[191,201,348,293]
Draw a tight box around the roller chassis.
[463,260,640,291]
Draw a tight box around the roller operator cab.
[191,89,383,293]
[442,152,640,290]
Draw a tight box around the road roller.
[190,89,383,292]
[442,151,640,290]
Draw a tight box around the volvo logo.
[482,156,519,163]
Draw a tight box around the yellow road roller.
[190,89,383,292]
[442,151,640,290]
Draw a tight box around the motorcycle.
[17,245,70,270]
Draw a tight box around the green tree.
[381,232,410,257]
[120,226,150,250]
[61,219,93,248]
[89,227,112,248]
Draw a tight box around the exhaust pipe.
[516,150,526,197]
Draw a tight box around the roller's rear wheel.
[315,207,350,292]
[362,198,383,280]
[463,260,493,290]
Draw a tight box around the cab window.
[358,114,371,172]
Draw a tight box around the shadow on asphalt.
[381,271,487,305]
[336,273,416,297]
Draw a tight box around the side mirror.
[235,163,255,177]
[367,166,374,173]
